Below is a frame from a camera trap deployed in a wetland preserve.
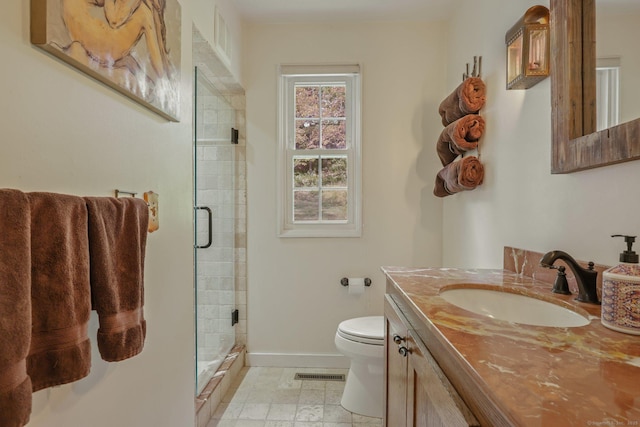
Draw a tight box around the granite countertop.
[382,266,640,427]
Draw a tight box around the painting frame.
[30,0,182,122]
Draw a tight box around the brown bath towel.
[0,189,32,427]
[436,114,485,166]
[438,77,486,126]
[433,156,485,197]
[84,197,149,362]
[27,192,92,392]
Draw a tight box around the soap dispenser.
[601,234,640,335]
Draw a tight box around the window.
[277,65,362,237]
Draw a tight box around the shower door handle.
[194,206,213,249]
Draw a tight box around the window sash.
[285,76,354,151]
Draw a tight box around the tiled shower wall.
[194,25,247,354]
[195,88,247,362]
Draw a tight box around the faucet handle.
[587,261,594,270]
[552,266,571,295]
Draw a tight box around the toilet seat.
[337,316,384,346]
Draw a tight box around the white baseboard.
[246,352,350,369]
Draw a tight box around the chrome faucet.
[540,250,600,304]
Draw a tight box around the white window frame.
[277,64,362,238]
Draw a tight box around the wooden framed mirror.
[550,0,640,173]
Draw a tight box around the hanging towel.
[26,192,92,392]
[433,156,485,197]
[436,114,485,166]
[438,77,486,126]
[0,189,32,427]
[84,197,149,362]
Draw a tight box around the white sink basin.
[439,287,590,327]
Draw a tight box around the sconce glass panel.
[507,32,524,85]
[528,28,548,74]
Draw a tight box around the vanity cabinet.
[384,295,479,427]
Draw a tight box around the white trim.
[280,64,360,76]
[246,352,350,369]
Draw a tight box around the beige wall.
[1,1,195,426]
[442,0,640,269]
[244,21,446,362]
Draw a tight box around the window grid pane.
[295,83,347,151]
[295,86,319,118]
[292,154,348,223]
[293,190,319,221]
[321,85,346,118]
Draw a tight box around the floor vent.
[294,373,346,381]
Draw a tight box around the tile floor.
[207,367,383,427]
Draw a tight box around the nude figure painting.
[31,0,182,121]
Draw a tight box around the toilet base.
[340,357,383,418]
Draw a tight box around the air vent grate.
[294,373,345,382]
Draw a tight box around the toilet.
[334,316,384,418]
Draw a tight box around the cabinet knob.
[398,346,409,357]
[393,335,404,344]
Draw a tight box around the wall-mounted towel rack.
[463,56,483,81]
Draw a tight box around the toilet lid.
[337,316,384,345]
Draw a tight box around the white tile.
[271,389,301,404]
[214,402,244,420]
[323,405,352,423]
[294,405,323,422]
[352,413,383,425]
[224,387,250,404]
[301,381,325,390]
[246,388,275,403]
[298,389,325,405]
[266,404,297,421]
[235,421,266,427]
[264,422,294,427]
[239,403,270,420]
[324,389,343,405]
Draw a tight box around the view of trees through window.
[293,83,348,222]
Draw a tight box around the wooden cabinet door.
[384,296,408,427]
[406,330,479,427]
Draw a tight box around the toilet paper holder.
[340,277,372,287]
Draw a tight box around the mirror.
[550,0,640,173]
[596,1,640,130]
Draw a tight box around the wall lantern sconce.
[505,5,550,90]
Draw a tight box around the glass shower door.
[194,67,236,395]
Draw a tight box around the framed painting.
[30,0,182,122]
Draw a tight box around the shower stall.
[193,67,237,395]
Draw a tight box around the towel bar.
[115,189,137,198]
[114,189,159,233]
